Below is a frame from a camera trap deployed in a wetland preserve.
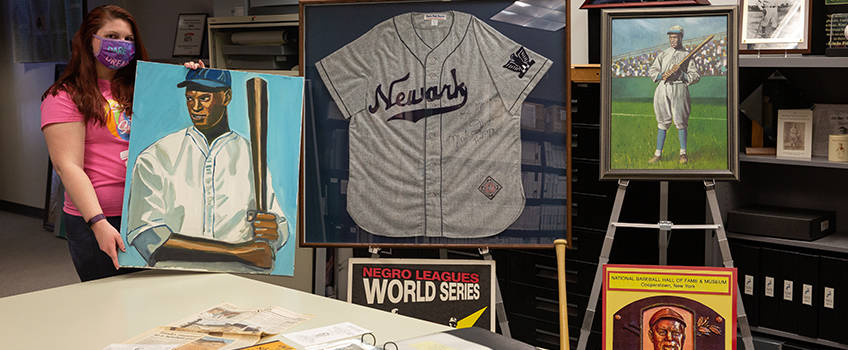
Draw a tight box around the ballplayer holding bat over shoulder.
[317,11,551,238]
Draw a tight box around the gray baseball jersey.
[316,11,551,238]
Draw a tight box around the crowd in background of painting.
[611,32,729,78]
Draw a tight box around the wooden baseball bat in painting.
[246,77,269,212]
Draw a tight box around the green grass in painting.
[609,100,728,170]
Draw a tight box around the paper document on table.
[102,344,177,350]
[120,327,260,350]
[283,322,371,347]
[168,302,314,336]
[396,333,492,350]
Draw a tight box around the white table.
[0,270,450,349]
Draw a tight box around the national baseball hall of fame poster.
[604,265,737,350]
[118,61,304,276]
[347,259,496,331]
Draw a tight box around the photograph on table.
[118,61,304,275]
[604,264,737,350]
[599,6,739,180]
[739,0,811,53]
[300,0,570,247]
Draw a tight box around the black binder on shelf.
[795,252,819,339]
[730,242,759,327]
[818,256,841,342]
[758,247,781,330]
[777,249,799,335]
[841,257,848,346]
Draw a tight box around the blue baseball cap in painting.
[177,68,232,90]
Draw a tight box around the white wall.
[0,1,58,208]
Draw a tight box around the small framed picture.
[740,0,811,54]
[777,109,813,159]
[172,13,207,57]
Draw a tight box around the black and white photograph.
[740,0,809,45]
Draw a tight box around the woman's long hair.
[42,5,149,125]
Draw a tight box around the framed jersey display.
[300,0,570,247]
[599,6,740,180]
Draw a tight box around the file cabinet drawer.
[568,227,605,264]
[507,250,598,296]
[571,160,616,196]
[507,283,602,332]
[572,193,614,231]
[571,125,600,160]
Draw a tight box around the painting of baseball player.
[607,15,730,173]
[648,25,701,165]
[119,62,303,275]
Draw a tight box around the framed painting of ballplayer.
[300,0,571,248]
[599,6,739,180]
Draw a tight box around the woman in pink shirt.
[40,5,149,282]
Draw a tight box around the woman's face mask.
[93,34,135,70]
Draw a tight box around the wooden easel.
[575,179,755,350]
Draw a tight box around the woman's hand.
[91,220,126,269]
[183,59,205,70]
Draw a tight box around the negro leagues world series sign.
[347,258,496,331]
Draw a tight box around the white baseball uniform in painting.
[316,11,551,238]
[648,46,700,130]
[126,127,288,271]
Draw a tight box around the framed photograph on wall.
[739,0,811,54]
[300,0,570,248]
[600,6,739,180]
[172,13,207,57]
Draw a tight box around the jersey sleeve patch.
[503,46,536,79]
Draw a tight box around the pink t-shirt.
[40,79,131,217]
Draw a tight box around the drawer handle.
[566,269,578,284]
[572,202,578,217]
[567,302,578,317]
[534,264,578,284]
[571,236,579,250]
[535,264,558,280]
[535,329,560,346]
[534,296,559,313]
[571,134,578,148]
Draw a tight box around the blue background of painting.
[118,61,303,276]
[612,16,728,56]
